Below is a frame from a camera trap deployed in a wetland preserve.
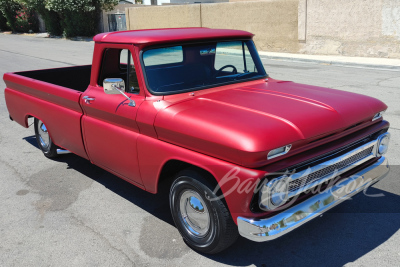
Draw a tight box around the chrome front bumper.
[237,156,390,242]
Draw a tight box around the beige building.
[123,0,400,59]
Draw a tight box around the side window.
[120,49,129,68]
[244,44,256,72]
[120,49,140,93]
[98,48,140,93]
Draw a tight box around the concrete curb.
[0,32,94,42]
[258,52,400,71]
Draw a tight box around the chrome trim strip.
[238,157,390,242]
[267,144,292,160]
[56,149,71,155]
[285,139,378,198]
[372,111,384,121]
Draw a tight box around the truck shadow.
[207,186,400,266]
[23,135,400,266]
[23,135,175,224]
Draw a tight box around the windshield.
[142,40,267,94]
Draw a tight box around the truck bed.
[15,65,91,92]
[4,65,91,160]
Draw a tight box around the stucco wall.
[126,0,299,52]
[201,1,298,52]
[302,0,400,58]
[126,5,201,30]
[126,0,400,58]
[169,0,229,4]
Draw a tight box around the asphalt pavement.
[0,33,399,267]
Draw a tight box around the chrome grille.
[288,146,374,192]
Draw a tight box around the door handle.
[82,96,95,104]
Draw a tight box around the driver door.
[81,46,144,186]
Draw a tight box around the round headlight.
[377,133,390,155]
[270,180,289,206]
[259,178,289,211]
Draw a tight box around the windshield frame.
[139,39,268,96]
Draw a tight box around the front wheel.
[34,118,59,158]
[169,169,238,254]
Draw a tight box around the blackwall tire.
[169,169,238,254]
[34,118,59,159]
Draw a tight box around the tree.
[45,0,118,37]
[18,0,63,35]
[0,0,21,32]
[0,0,38,33]
[0,9,10,31]
[1,0,118,36]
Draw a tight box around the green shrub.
[15,6,39,33]
[0,11,10,31]
[1,0,118,36]
[18,0,62,35]
[0,0,38,33]
[61,10,98,37]
[0,0,20,32]
[46,0,118,37]
[43,10,63,36]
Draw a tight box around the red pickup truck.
[4,28,391,254]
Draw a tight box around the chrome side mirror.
[103,78,135,107]
[103,78,125,94]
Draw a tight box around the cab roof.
[93,28,254,46]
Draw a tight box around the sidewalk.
[0,32,94,42]
[258,51,400,70]
[2,32,400,70]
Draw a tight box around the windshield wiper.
[234,72,253,80]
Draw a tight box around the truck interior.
[98,48,140,94]
[142,40,267,94]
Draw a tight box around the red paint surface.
[3,28,389,222]
[93,28,253,46]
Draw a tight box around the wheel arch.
[137,135,266,223]
[29,115,57,144]
[157,159,219,194]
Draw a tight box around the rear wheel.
[34,118,58,158]
[169,169,238,254]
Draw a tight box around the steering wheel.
[214,65,238,77]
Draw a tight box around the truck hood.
[154,79,387,167]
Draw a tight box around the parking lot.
[0,34,399,266]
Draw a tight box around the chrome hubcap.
[38,120,50,149]
[179,190,210,237]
